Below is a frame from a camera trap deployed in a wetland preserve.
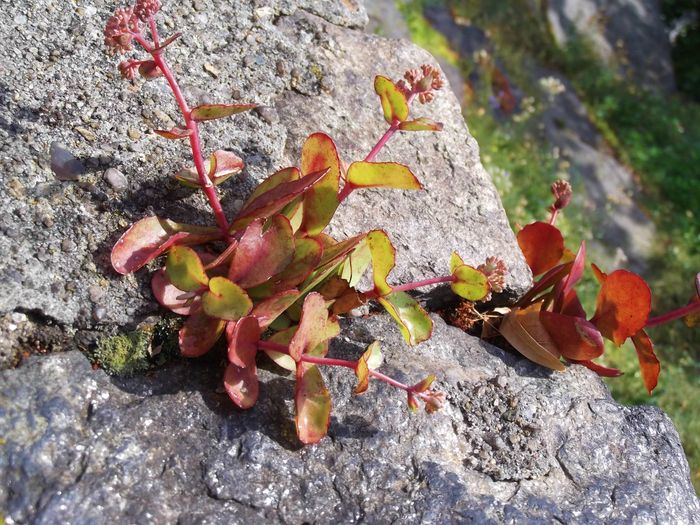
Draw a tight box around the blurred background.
[367,0,700,492]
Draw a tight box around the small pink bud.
[104,7,141,55]
[134,0,161,21]
[118,60,138,80]
[550,179,572,211]
[138,60,163,79]
[478,256,508,294]
[422,390,446,414]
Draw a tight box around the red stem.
[132,30,231,237]
[645,301,700,328]
[364,275,455,300]
[549,208,559,225]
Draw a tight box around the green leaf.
[374,75,409,124]
[178,309,225,357]
[166,246,209,292]
[451,264,490,301]
[190,103,256,122]
[224,362,259,409]
[154,126,192,140]
[449,251,465,274]
[354,341,382,395]
[346,161,422,191]
[288,292,340,361]
[338,237,371,288]
[263,326,299,372]
[111,216,221,275]
[229,216,295,288]
[367,230,395,297]
[378,291,433,346]
[300,133,341,236]
[295,363,331,444]
[225,316,261,368]
[201,277,253,321]
[398,117,444,132]
[251,290,301,328]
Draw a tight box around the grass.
[396,0,700,492]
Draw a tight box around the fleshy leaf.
[298,235,367,295]
[251,290,301,328]
[354,351,370,394]
[540,311,604,360]
[319,276,367,315]
[683,292,700,328]
[378,291,433,346]
[225,316,261,368]
[412,374,435,393]
[151,268,198,315]
[179,309,225,357]
[174,150,244,188]
[367,230,395,297]
[498,303,565,371]
[450,252,465,273]
[229,216,295,288]
[631,330,660,394]
[241,167,301,211]
[190,103,256,122]
[338,237,371,287]
[288,293,340,361]
[346,162,422,191]
[111,216,221,275]
[590,269,651,346]
[230,168,329,232]
[451,264,490,301]
[201,277,253,321]
[517,221,565,276]
[263,327,298,372]
[154,127,192,140]
[295,363,331,444]
[374,75,409,124]
[398,117,443,131]
[165,246,209,292]
[554,241,586,312]
[224,362,259,409]
[300,133,341,236]
[568,358,623,377]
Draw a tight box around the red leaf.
[250,290,301,328]
[569,358,623,377]
[300,133,341,235]
[154,127,193,140]
[178,309,225,357]
[225,316,261,368]
[554,241,586,310]
[224,362,259,409]
[631,330,660,394]
[151,268,198,315]
[590,270,652,346]
[111,216,221,275]
[540,311,604,360]
[517,262,573,307]
[517,222,565,276]
[288,293,340,361]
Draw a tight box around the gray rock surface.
[543,0,675,93]
[1,314,698,524]
[0,0,529,355]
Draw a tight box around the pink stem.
[132,31,231,237]
[549,208,559,225]
[364,275,455,300]
[645,301,700,328]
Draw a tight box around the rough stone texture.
[0,0,530,352]
[543,0,675,93]
[1,314,698,524]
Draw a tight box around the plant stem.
[133,30,231,236]
[645,301,700,328]
[364,275,455,300]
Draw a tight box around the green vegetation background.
[395,0,700,492]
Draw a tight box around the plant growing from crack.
[104,1,503,444]
[493,180,700,393]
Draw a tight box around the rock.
[0,0,529,335]
[1,314,697,523]
[103,168,129,191]
[49,142,85,181]
[542,0,675,93]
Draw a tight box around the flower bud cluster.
[398,64,445,104]
[134,0,161,21]
[550,179,572,211]
[478,256,508,297]
[104,7,141,55]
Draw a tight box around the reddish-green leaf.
[151,268,198,315]
[288,293,340,361]
[631,330,660,394]
[174,150,244,188]
[498,304,565,371]
[540,311,604,360]
[378,291,433,346]
[590,269,651,346]
[683,291,700,328]
[263,327,298,372]
[230,168,329,232]
[251,290,300,328]
[398,117,443,132]
[300,133,341,236]
[367,230,395,297]
[111,216,221,275]
[201,277,253,321]
[225,316,261,368]
[154,126,192,140]
[412,374,436,393]
[295,362,331,444]
[354,341,382,395]
[298,234,367,295]
[166,246,209,292]
[338,237,371,287]
[224,362,259,409]
[190,103,256,122]
[374,75,409,123]
[229,216,295,288]
[241,167,301,211]
[346,162,422,191]
[179,309,225,357]
[451,264,490,301]
[517,222,565,276]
